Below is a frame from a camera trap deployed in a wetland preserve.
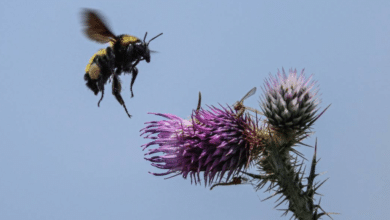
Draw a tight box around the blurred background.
[0,0,389,219]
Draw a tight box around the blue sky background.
[0,0,389,219]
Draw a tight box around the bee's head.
[140,41,151,63]
[140,32,163,63]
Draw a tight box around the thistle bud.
[261,68,320,133]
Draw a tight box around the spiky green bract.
[261,68,320,134]
[141,105,264,186]
[242,138,337,219]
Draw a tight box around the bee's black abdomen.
[84,73,99,95]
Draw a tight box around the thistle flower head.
[141,105,264,185]
[261,68,320,133]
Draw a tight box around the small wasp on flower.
[233,87,263,118]
[81,9,163,118]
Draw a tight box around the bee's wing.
[239,87,257,103]
[81,9,116,44]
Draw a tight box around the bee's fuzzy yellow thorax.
[120,35,140,46]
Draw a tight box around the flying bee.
[81,9,163,118]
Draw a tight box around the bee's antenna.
[143,32,148,43]
[147,33,163,45]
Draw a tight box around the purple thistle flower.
[141,105,264,185]
[261,68,320,132]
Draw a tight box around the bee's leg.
[96,71,107,107]
[96,55,115,107]
[97,76,108,107]
[112,74,132,118]
[97,82,105,107]
[131,59,140,68]
[130,67,138,98]
[123,51,139,74]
